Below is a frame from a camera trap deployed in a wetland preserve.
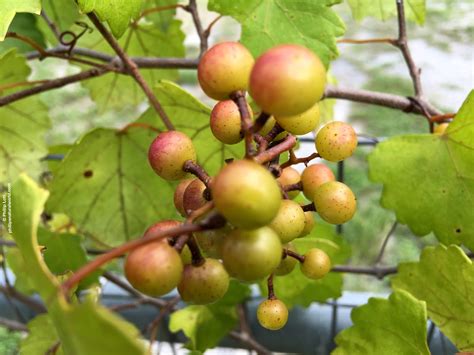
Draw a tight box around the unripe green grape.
[315,121,357,162]
[212,160,281,229]
[275,243,297,276]
[124,240,183,297]
[183,178,208,215]
[178,258,229,304]
[259,117,288,140]
[180,244,192,265]
[257,299,289,330]
[299,211,315,238]
[174,178,193,216]
[268,200,305,243]
[250,44,326,116]
[434,122,449,135]
[300,164,335,201]
[221,227,282,282]
[313,181,356,224]
[194,225,232,258]
[274,103,320,135]
[148,131,196,180]
[277,167,300,199]
[301,248,331,280]
[210,100,253,144]
[198,42,254,100]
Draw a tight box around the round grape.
[274,103,320,135]
[174,178,193,216]
[257,299,289,330]
[313,181,356,224]
[300,164,335,201]
[269,200,306,243]
[275,243,297,276]
[315,121,357,162]
[210,100,253,144]
[183,178,208,215]
[277,167,300,199]
[301,248,331,280]
[299,211,315,238]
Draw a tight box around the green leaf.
[346,0,426,25]
[169,281,250,352]
[368,91,474,250]
[76,0,142,38]
[11,174,146,354]
[208,0,345,68]
[5,248,36,295]
[37,0,80,43]
[333,290,429,355]
[142,0,178,31]
[0,0,41,41]
[139,81,244,175]
[21,314,63,355]
[260,222,351,307]
[392,245,474,352]
[46,126,176,247]
[0,13,45,53]
[0,50,50,183]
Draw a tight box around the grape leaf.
[76,0,142,38]
[5,248,36,295]
[368,91,474,250]
[332,290,430,355]
[0,49,50,184]
[142,0,178,31]
[392,245,474,352]
[207,0,345,68]
[0,0,41,41]
[11,174,146,354]
[259,222,351,308]
[169,281,250,352]
[0,14,45,53]
[139,80,244,175]
[37,0,80,43]
[346,0,426,25]
[21,314,63,355]
[46,125,176,247]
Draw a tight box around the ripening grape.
[257,299,289,330]
[275,243,297,276]
[148,131,196,180]
[143,220,190,263]
[198,42,254,100]
[174,178,193,216]
[269,200,306,243]
[221,227,282,282]
[183,178,208,215]
[250,44,326,116]
[277,167,300,199]
[313,181,356,224]
[259,116,288,141]
[210,100,253,144]
[315,121,357,162]
[178,258,229,304]
[274,103,320,135]
[300,248,331,280]
[300,164,335,201]
[434,122,449,135]
[211,160,281,229]
[299,211,315,238]
[194,225,232,259]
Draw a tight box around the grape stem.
[186,234,205,266]
[284,181,303,192]
[254,134,297,164]
[284,249,305,263]
[281,150,320,169]
[301,202,316,212]
[266,274,276,300]
[257,123,285,153]
[251,112,271,133]
[230,91,255,157]
[183,160,212,187]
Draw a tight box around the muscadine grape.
[257,299,289,330]
[180,245,192,265]
[221,227,282,282]
[212,160,281,229]
[434,122,449,135]
[275,243,297,276]
[174,178,193,216]
[178,258,229,304]
[277,167,300,199]
[183,178,208,215]
[315,121,357,162]
[198,42,254,100]
[148,131,196,180]
[259,117,288,141]
[269,200,305,243]
[299,211,315,238]
[300,164,335,201]
[210,100,253,144]
[194,225,232,258]
[250,44,326,116]
[300,248,331,280]
[274,103,320,135]
[124,240,183,296]
[313,181,356,224]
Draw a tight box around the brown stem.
[148,296,181,351]
[281,151,319,169]
[252,112,271,133]
[267,274,275,300]
[229,331,272,355]
[254,135,297,164]
[301,203,316,212]
[284,249,305,263]
[186,234,205,266]
[183,160,212,187]
[430,113,455,123]
[231,91,255,157]
[203,15,223,38]
[133,4,185,25]
[40,11,61,40]
[338,38,396,45]
[0,285,47,313]
[185,0,208,56]
[6,32,47,56]
[0,80,49,91]
[284,181,303,192]
[374,221,398,265]
[331,265,398,279]
[0,317,28,332]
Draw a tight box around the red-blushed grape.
[315,121,357,162]
[210,100,253,144]
[183,178,207,215]
[257,299,289,330]
[300,164,335,201]
[277,167,300,199]
[313,181,356,224]
[174,178,193,216]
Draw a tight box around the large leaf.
[169,281,250,352]
[0,0,41,41]
[333,290,429,355]
[368,91,474,250]
[0,13,45,53]
[46,125,176,247]
[259,222,351,307]
[392,245,474,352]
[142,0,178,31]
[347,0,426,25]
[11,174,146,354]
[0,50,50,183]
[208,0,345,68]
[76,0,142,38]
[21,314,64,355]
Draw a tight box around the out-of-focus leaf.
[21,314,63,355]
[0,0,41,41]
[0,14,45,53]
[347,0,426,25]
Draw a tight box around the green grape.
[212,160,281,229]
[313,181,356,224]
[180,244,192,265]
[198,42,254,100]
[300,248,331,280]
[277,167,300,199]
[183,178,207,215]
[299,211,315,238]
[210,100,253,144]
[221,227,282,282]
[178,258,230,304]
[148,131,196,180]
[194,225,232,258]
[259,116,288,141]
[274,103,320,135]
[300,164,335,201]
[315,121,358,162]
[174,178,193,216]
[257,299,289,330]
[268,200,306,243]
[275,243,297,276]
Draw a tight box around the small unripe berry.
[183,178,208,215]
[210,100,253,144]
[148,131,196,180]
[300,164,335,201]
[277,167,300,199]
[174,178,193,216]
[313,181,356,224]
[315,121,357,162]
[194,225,231,259]
[299,211,315,238]
[275,103,320,135]
[301,248,331,280]
[268,200,306,243]
[257,299,289,330]
[275,243,297,276]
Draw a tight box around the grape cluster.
[124,42,358,331]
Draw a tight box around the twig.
[331,265,397,279]
[338,38,396,45]
[0,285,47,313]
[430,113,455,123]
[133,4,185,25]
[231,91,255,157]
[183,160,212,187]
[40,11,61,40]
[229,330,272,355]
[203,15,223,38]
[284,248,305,263]
[254,135,297,164]
[6,32,47,56]
[281,151,319,169]
[185,0,208,56]
[0,317,28,332]
[374,221,398,265]
[283,181,302,192]
[301,203,316,212]
[267,274,275,300]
